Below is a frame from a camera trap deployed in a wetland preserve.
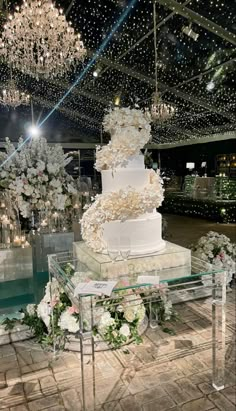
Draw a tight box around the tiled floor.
[0,289,235,411]
[0,215,235,410]
[164,214,236,246]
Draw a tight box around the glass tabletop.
[49,251,224,296]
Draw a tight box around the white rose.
[119,323,130,338]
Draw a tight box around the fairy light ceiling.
[0,0,235,145]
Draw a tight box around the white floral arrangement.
[3,266,175,349]
[81,169,164,252]
[0,137,77,217]
[95,107,151,171]
[192,231,236,284]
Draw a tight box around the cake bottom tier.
[102,212,165,256]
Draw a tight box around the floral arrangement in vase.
[192,231,236,284]
[0,136,77,218]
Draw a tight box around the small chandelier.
[0,78,30,109]
[151,0,175,123]
[151,91,175,122]
[0,0,86,80]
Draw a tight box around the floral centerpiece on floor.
[192,231,236,284]
[0,136,77,218]
[3,268,176,349]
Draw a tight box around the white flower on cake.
[81,169,164,252]
[95,107,151,171]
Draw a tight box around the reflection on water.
[0,271,48,316]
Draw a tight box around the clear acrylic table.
[48,251,226,411]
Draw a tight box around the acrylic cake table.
[49,248,227,410]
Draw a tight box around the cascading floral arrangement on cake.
[81,106,165,255]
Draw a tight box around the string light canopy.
[0,0,86,80]
[151,0,175,123]
[0,70,30,108]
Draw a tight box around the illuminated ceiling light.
[151,1,175,123]
[151,92,175,122]
[114,95,121,106]
[206,81,215,91]
[93,66,102,78]
[182,24,199,41]
[0,0,86,80]
[0,78,30,109]
[28,125,41,138]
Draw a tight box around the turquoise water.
[0,271,48,317]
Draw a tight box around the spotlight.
[93,66,102,78]
[182,25,199,41]
[28,125,40,137]
[206,81,215,91]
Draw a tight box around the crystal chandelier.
[151,0,175,122]
[151,91,175,122]
[0,0,86,80]
[0,77,30,108]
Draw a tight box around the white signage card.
[137,275,160,285]
[74,281,117,297]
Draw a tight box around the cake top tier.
[95,107,151,172]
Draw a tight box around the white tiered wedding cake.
[81,107,165,255]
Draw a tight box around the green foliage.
[2,317,18,330]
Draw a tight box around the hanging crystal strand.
[212,271,226,390]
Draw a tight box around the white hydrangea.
[58,309,80,334]
[119,323,130,338]
[37,301,51,329]
[26,304,36,316]
[98,312,115,333]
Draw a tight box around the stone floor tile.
[208,391,236,411]
[221,385,236,405]
[134,387,166,404]
[24,379,41,401]
[61,388,81,410]
[0,345,15,357]
[30,351,49,364]
[181,397,215,411]
[22,369,53,384]
[198,382,216,395]
[0,383,25,409]
[44,407,65,411]
[0,372,6,388]
[162,381,191,405]
[28,394,63,411]
[125,376,146,395]
[17,351,33,367]
[9,405,28,411]
[103,401,123,411]
[6,369,21,387]
[120,395,142,411]
[142,395,175,411]
[175,378,203,399]
[0,361,19,373]
[39,376,58,396]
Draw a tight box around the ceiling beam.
[1,131,234,150]
[155,130,236,149]
[157,0,236,46]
